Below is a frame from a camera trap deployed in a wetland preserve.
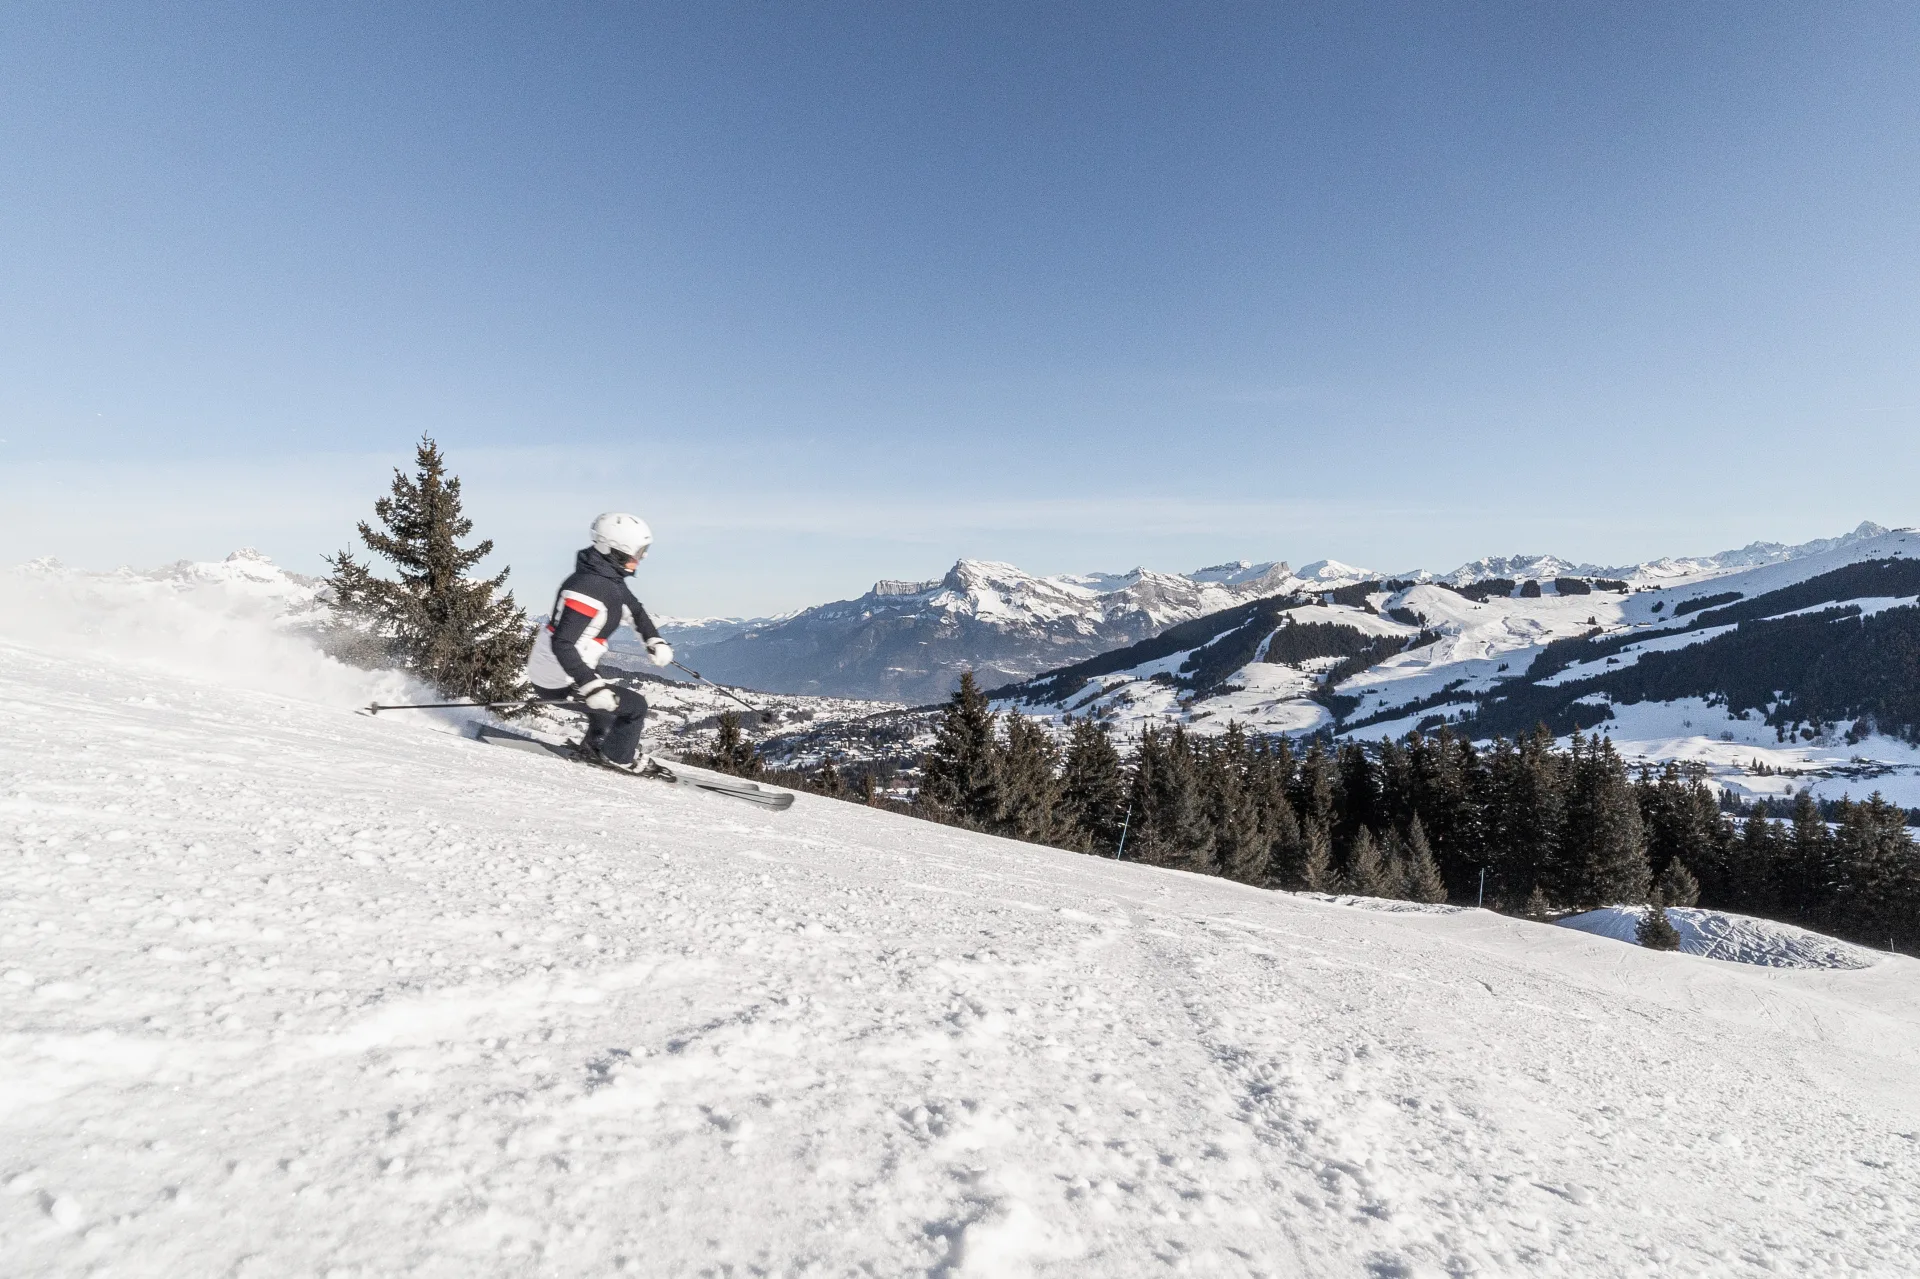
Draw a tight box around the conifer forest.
[773,672,1920,954]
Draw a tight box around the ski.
[470,725,795,810]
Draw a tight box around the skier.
[525,512,674,773]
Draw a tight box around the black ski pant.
[536,684,648,764]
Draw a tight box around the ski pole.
[364,698,584,716]
[670,660,776,723]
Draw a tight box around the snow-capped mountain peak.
[1293,558,1376,584]
[1629,520,1893,580]
[661,557,1321,702]
[1439,521,1901,587]
[1188,559,1289,586]
[1441,553,1597,586]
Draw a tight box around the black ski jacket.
[525,548,662,689]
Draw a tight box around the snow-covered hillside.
[991,527,1920,812]
[5,566,1920,1275]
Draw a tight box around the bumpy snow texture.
[1556,906,1887,970]
[3,565,1919,1277]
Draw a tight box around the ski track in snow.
[4,637,1920,1276]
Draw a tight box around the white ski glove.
[646,637,674,667]
[574,677,618,712]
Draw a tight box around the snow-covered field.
[6,573,1920,1276]
[1580,696,1920,811]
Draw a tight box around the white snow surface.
[1555,907,1888,971]
[7,581,1920,1276]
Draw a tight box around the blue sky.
[2,2,1917,616]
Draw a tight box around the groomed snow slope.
[5,621,1920,1275]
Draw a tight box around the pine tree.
[995,713,1060,843]
[1057,717,1128,853]
[1335,743,1380,854]
[1730,810,1783,916]
[707,711,763,776]
[324,436,530,700]
[1378,827,1410,900]
[1559,733,1650,909]
[1637,898,1682,950]
[1257,735,1298,811]
[1204,728,1267,884]
[1291,740,1337,835]
[812,755,846,798]
[1636,761,1734,901]
[1297,817,1336,891]
[1376,737,1416,835]
[1160,728,1213,871]
[1406,727,1485,892]
[1523,885,1554,918]
[1123,728,1163,862]
[919,672,1000,827]
[1257,767,1307,889]
[1827,793,1920,949]
[1401,816,1449,904]
[1485,729,1564,907]
[1653,858,1700,909]
[1785,789,1833,922]
[1342,825,1390,897]
[1130,728,1209,871]
[857,771,879,806]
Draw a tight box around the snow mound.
[1556,905,1886,969]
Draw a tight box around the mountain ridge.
[984,526,1920,819]
[654,523,1902,702]
[647,556,1327,703]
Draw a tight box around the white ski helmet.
[590,512,653,559]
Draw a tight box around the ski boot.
[576,740,663,777]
